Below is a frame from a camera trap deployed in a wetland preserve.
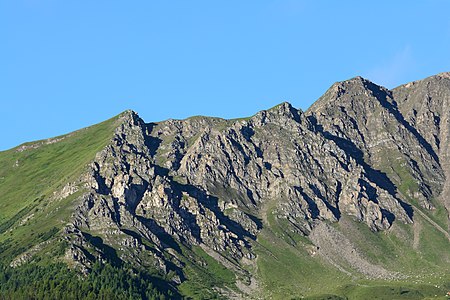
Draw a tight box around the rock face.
[307,77,444,210]
[392,73,450,228]
[56,74,450,296]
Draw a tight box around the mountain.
[1,73,449,299]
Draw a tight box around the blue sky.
[1,1,450,150]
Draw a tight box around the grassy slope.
[0,114,119,262]
[253,201,348,299]
[178,245,237,299]
[254,201,449,299]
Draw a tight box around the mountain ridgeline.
[1,73,449,299]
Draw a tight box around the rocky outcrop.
[170,102,410,232]
[307,77,444,210]
[64,111,256,285]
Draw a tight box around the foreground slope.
[1,74,450,299]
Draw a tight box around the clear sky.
[1,1,450,150]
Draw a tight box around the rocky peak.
[307,76,393,116]
[117,109,142,124]
[306,74,445,211]
[267,101,300,116]
[250,101,303,128]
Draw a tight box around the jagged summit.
[338,75,376,86]
[121,108,138,115]
[117,109,143,123]
[266,101,295,111]
[307,76,391,114]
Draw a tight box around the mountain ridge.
[1,73,449,299]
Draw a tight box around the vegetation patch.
[0,261,178,299]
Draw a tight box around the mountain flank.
[1,73,449,299]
